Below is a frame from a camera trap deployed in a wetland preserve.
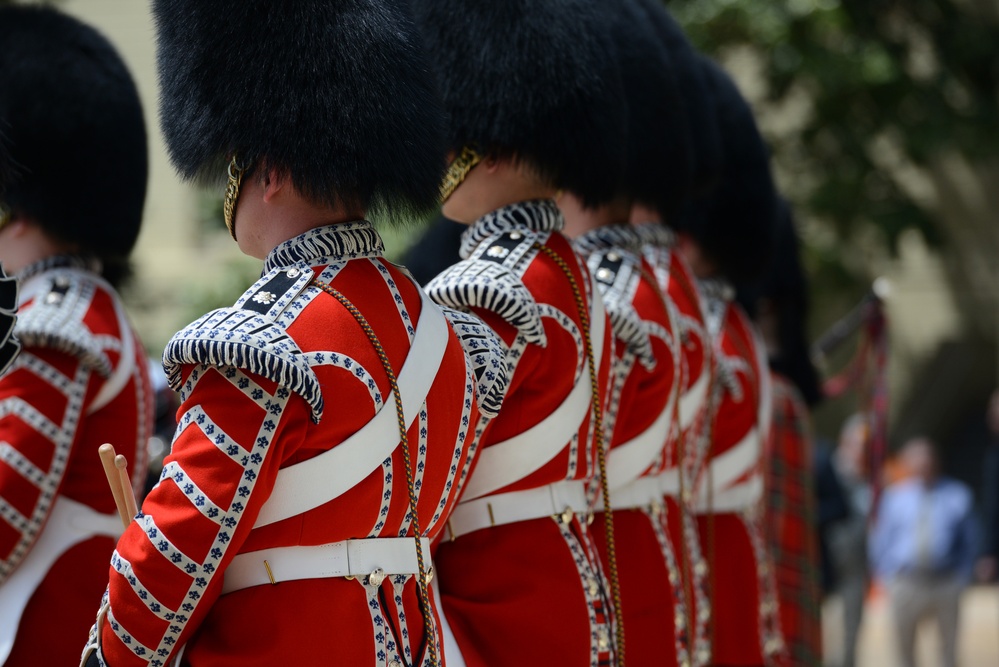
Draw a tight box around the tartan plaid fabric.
[764,374,824,666]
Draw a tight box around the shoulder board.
[15,269,111,377]
[426,231,547,346]
[162,267,322,422]
[440,307,510,419]
[586,249,655,370]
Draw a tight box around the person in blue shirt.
[870,436,977,667]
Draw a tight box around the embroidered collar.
[632,222,676,249]
[264,220,385,272]
[17,255,100,282]
[573,224,643,257]
[697,276,734,304]
[460,199,564,259]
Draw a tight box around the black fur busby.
[0,6,147,276]
[601,0,692,219]
[680,58,777,284]
[412,0,627,207]
[637,0,723,198]
[738,200,822,406]
[153,0,446,219]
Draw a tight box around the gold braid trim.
[439,146,482,203]
[313,278,440,667]
[533,242,626,666]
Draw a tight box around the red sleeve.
[99,364,310,667]
[0,347,93,582]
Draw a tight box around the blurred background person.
[826,413,873,667]
[869,437,977,667]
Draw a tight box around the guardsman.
[412,0,624,663]
[678,58,786,667]
[740,201,824,667]
[559,1,692,663]
[0,7,153,665]
[630,4,723,663]
[81,2,507,665]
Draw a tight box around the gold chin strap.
[439,146,482,203]
[223,156,249,241]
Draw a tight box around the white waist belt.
[694,476,763,514]
[446,480,588,541]
[222,537,431,595]
[609,475,666,511]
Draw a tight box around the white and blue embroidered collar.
[573,224,644,257]
[265,220,386,272]
[459,199,564,260]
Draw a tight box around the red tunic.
[695,284,785,667]
[0,257,152,667]
[574,224,687,666]
[638,223,714,665]
[427,200,616,666]
[90,223,506,667]
[764,374,822,666]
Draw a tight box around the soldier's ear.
[260,166,288,204]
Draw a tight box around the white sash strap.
[679,369,709,431]
[606,387,674,491]
[462,278,606,501]
[445,480,588,541]
[696,476,763,514]
[222,537,432,595]
[0,496,121,664]
[254,289,450,528]
[704,427,760,497]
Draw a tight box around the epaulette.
[0,267,19,375]
[162,266,324,422]
[586,248,655,370]
[426,230,547,346]
[15,269,112,377]
[440,307,510,419]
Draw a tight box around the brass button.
[561,506,574,524]
[367,568,386,587]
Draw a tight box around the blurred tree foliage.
[668,0,999,253]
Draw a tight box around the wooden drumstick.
[98,443,131,529]
[115,454,139,521]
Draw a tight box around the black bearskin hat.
[153,0,446,220]
[681,58,777,284]
[602,0,692,219]
[738,200,822,406]
[413,0,627,207]
[637,0,723,198]
[0,6,147,274]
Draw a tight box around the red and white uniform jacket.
[85,223,508,667]
[636,223,713,666]
[427,200,616,667]
[695,279,784,667]
[573,225,688,666]
[0,257,151,667]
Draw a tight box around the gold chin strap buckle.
[223,155,249,242]
[439,146,482,203]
